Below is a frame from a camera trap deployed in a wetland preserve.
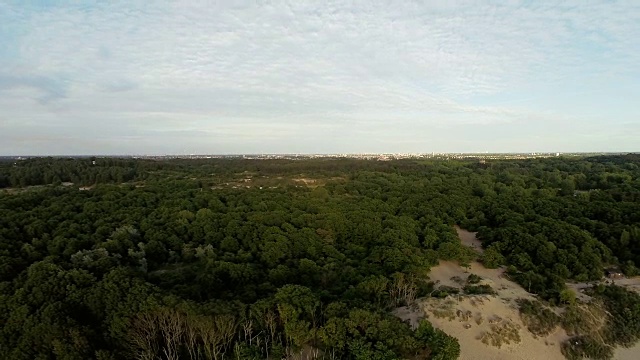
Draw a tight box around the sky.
[0,0,639,155]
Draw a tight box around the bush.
[433,285,460,298]
[592,284,640,347]
[561,335,613,360]
[463,284,495,295]
[466,273,482,284]
[517,299,560,337]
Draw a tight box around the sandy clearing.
[455,226,483,254]
[392,305,425,330]
[428,261,534,302]
[413,227,569,359]
[565,282,594,302]
[420,261,568,360]
[392,226,640,359]
[423,296,568,360]
[615,344,640,360]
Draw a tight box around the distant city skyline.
[1,1,639,155]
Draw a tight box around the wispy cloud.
[0,1,638,154]
[0,73,68,103]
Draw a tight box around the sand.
[420,261,569,360]
[394,227,569,360]
[454,226,484,254]
[614,344,640,360]
[392,227,640,359]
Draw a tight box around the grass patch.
[517,299,561,337]
[478,318,521,348]
[429,300,457,320]
[561,335,614,360]
[455,309,473,322]
[560,302,607,338]
[474,313,484,325]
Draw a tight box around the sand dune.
[393,228,640,359]
[420,261,569,360]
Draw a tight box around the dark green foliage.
[592,285,640,347]
[0,157,472,359]
[414,320,460,360]
[462,284,495,295]
[1,154,640,358]
[466,273,482,284]
[433,286,460,298]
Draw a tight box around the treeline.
[0,158,143,187]
[0,157,444,188]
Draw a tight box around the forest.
[1,154,640,359]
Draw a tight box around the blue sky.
[0,0,638,155]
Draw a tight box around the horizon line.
[2,151,638,158]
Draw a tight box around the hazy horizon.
[2,151,635,159]
[1,1,639,155]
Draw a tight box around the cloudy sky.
[1,1,638,155]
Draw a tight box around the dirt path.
[566,276,640,303]
[454,226,483,254]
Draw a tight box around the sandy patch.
[420,261,569,360]
[423,295,568,360]
[455,226,483,254]
[392,305,425,330]
[614,344,640,360]
[293,178,317,184]
[392,226,640,359]
[429,261,532,301]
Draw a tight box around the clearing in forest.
[394,227,570,360]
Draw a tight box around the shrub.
[466,273,482,284]
[433,285,460,298]
[463,284,495,295]
[561,335,613,360]
[517,299,560,337]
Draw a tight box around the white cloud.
[0,0,638,154]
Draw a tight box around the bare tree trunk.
[129,312,160,360]
[265,310,277,346]
[199,314,237,360]
[185,314,201,360]
[216,314,237,356]
[199,317,222,360]
[242,319,253,344]
[158,308,185,360]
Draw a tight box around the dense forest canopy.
[1,154,640,359]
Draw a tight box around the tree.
[481,246,505,269]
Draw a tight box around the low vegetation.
[478,318,521,348]
[516,285,640,360]
[433,285,461,298]
[466,273,482,284]
[462,284,495,295]
[561,335,614,360]
[517,299,561,337]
